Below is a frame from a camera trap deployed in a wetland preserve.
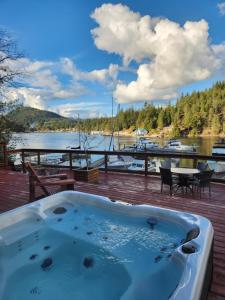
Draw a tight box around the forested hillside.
[7,107,68,131]
[7,81,225,136]
[80,81,225,136]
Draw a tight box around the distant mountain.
[7,106,66,130]
[7,106,70,131]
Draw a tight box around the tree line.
[11,81,225,137]
[63,81,224,137]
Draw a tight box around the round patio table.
[171,167,200,175]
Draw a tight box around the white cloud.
[52,102,104,118]
[60,57,118,85]
[5,87,48,110]
[4,56,117,113]
[18,88,48,110]
[218,2,225,15]
[91,3,224,103]
[5,57,86,105]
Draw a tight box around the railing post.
[145,155,148,177]
[69,152,73,170]
[3,143,8,167]
[22,150,25,173]
[193,158,198,168]
[29,175,35,202]
[37,151,41,166]
[104,154,108,173]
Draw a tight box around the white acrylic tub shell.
[0,191,213,300]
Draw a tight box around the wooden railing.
[5,147,225,183]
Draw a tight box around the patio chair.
[159,167,178,196]
[161,159,171,169]
[197,162,208,172]
[191,170,214,198]
[23,162,75,201]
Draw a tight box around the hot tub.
[0,191,213,300]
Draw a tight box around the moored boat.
[128,159,156,172]
[164,139,197,152]
[208,139,225,173]
[138,137,160,151]
[107,155,133,169]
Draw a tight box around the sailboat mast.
[78,113,81,148]
[117,104,120,150]
[109,96,115,151]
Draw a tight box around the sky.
[0,0,225,118]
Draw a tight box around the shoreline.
[13,130,225,139]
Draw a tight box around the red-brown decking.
[0,169,225,300]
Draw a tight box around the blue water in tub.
[0,202,187,300]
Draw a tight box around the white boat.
[207,140,225,173]
[59,154,104,169]
[121,145,138,152]
[128,159,156,172]
[152,159,162,173]
[31,153,64,165]
[59,159,87,168]
[138,138,160,151]
[108,155,133,169]
[13,153,22,167]
[13,153,64,166]
[207,160,225,173]
[212,140,225,155]
[164,139,197,152]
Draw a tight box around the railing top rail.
[7,147,225,161]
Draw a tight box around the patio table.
[171,168,200,194]
[171,167,200,175]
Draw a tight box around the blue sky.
[1,0,225,118]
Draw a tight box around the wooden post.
[37,151,41,166]
[104,154,108,173]
[29,175,35,202]
[145,155,148,177]
[193,158,197,168]
[69,152,73,169]
[22,150,25,173]
[3,143,8,167]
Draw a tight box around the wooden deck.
[0,169,225,300]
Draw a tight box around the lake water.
[12,132,219,155]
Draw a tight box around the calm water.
[12,132,219,155]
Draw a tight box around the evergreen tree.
[212,115,222,134]
[157,110,165,129]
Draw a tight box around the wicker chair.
[159,167,178,196]
[191,170,214,198]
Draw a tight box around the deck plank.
[0,169,225,299]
